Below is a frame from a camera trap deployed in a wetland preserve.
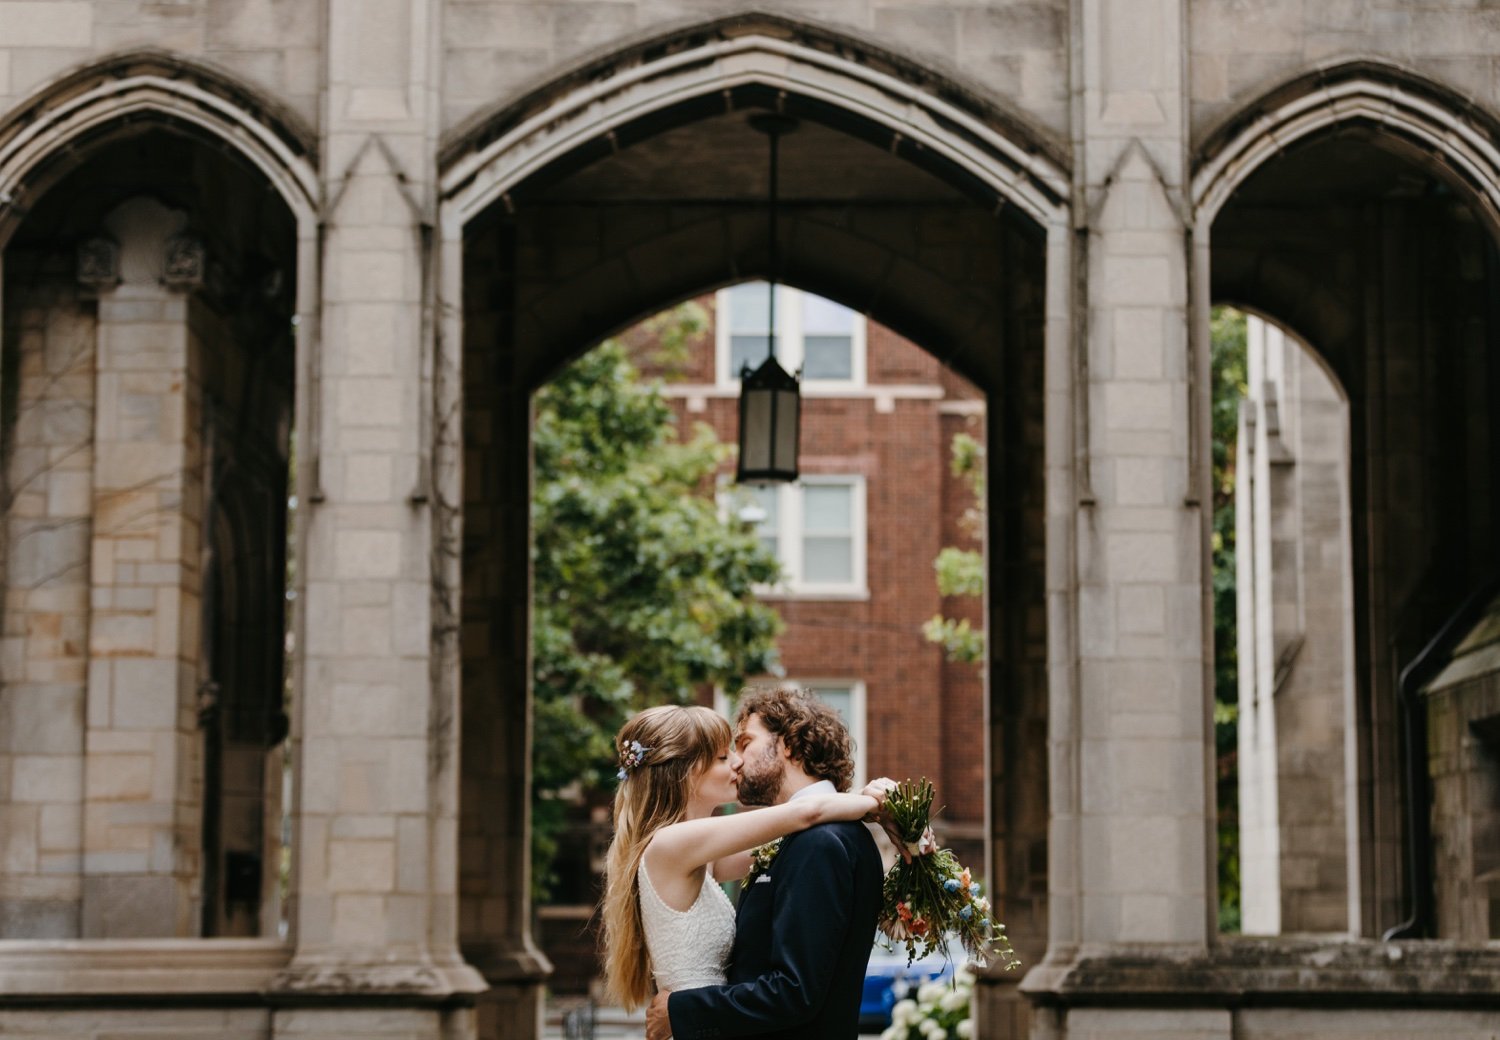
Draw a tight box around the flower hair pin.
[617,740,651,780]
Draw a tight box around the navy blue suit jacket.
[667,820,883,1040]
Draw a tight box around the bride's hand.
[860,776,897,807]
[859,777,908,852]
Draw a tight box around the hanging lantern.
[736,112,801,485]
[736,353,801,483]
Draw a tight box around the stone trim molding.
[0,49,320,245]
[1021,938,1500,1009]
[0,939,290,1001]
[1192,60,1500,234]
[438,14,1071,233]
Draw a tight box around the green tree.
[530,315,783,900]
[922,430,985,665]
[1211,305,1249,932]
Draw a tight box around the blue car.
[859,935,961,1032]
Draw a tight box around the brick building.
[656,284,989,842]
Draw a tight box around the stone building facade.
[0,2,1495,1039]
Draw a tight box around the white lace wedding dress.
[638,861,736,991]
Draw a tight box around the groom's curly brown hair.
[736,685,856,792]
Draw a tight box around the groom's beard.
[736,745,784,806]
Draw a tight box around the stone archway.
[0,50,318,950]
[1191,60,1500,941]
[435,14,1074,1039]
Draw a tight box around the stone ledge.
[0,939,290,1000]
[269,953,488,1002]
[0,941,492,1007]
[1018,939,1500,1008]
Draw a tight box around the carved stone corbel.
[76,236,120,292]
[163,235,207,291]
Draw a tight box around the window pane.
[728,282,771,333]
[803,536,853,583]
[731,335,772,379]
[803,335,853,380]
[802,484,851,531]
[809,686,852,727]
[740,485,778,531]
[801,294,857,334]
[734,485,780,564]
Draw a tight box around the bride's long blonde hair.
[601,704,733,1009]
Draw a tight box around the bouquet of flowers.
[878,778,1021,971]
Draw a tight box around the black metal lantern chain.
[736,113,802,485]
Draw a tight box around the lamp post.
[736,113,802,485]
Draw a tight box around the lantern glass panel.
[741,390,774,473]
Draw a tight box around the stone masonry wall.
[440,1,1071,138]
[1189,0,1500,139]
[0,274,95,939]
[0,0,320,128]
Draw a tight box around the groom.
[645,685,884,1040]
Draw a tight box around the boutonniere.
[748,838,782,880]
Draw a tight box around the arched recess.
[0,50,319,946]
[1193,60,1500,237]
[1221,306,1359,939]
[1191,61,1500,940]
[441,12,1068,233]
[436,13,1073,1037]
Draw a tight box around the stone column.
[271,0,482,1026]
[1075,0,1211,949]
[79,198,205,937]
[1027,0,1222,1034]
[450,221,550,1040]
[1237,319,1352,936]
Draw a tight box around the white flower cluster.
[879,965,976,1040]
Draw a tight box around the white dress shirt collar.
[787,779,836,802]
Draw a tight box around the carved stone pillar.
[79,197,205,937]
[270,0,484,1031]
[1024,0,1222,1035]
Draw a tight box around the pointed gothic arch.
[432,15,1078,1032]
[0,49,319,243]
[1190,59,1500,941]
[0,49,320,951]
[1192,60,1500,235]
[438,11,1070,233]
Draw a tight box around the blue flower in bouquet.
[959,904,973,920]
[943,878,960,894]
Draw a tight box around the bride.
[600,703,888,1009]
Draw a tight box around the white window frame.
[721,475,868,599]
[715,283,866,389]
[713,680,867,791]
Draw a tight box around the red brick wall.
[627,291,987,837]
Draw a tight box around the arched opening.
[1209,306,1356,936]
[1196,65,1500,940]
[439,16,1069,1037]
[526,285,991,1018]
[0,57,314,941]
